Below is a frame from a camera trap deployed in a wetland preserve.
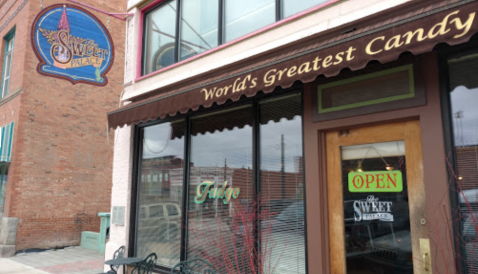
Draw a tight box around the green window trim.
[317,64,415,114]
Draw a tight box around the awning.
[0,122,14,162]
[108,0,478,129]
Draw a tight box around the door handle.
[423,252,429,271]
[420,238,432,273]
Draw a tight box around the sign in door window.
[341,141,413,274]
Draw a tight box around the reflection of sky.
[261,116,303,172]
[143,123,184,159]
[190,125,253,169]
[451,86,478,147]
[142,116,303,172]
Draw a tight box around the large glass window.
[180,0,218,61]
[447,52,478,274]
[224,0,275,42]
[136,119,185,267]
[143,1,178,75]
[260,94,305,274]
[142,0,338,75]
[187,106,253,273]
[1,31,14,98]
[134,93,306,273]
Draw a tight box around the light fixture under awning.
[108,0,478,129]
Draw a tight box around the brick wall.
[0,0,126,250]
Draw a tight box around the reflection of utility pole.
[454,111,464,146]
[281,134,285,199]
[224,158,227,183]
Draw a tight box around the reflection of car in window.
[138,202,181,242]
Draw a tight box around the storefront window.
[136,119,185,267]
[448,53,478,274]
[134,92,305,272]
[260,94,305,274]
[187,106,253,272]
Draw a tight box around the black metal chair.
[170,259,218,274]
[131,253,158,274]
[100,245,125,274]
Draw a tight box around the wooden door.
[326,121,429,274]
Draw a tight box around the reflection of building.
[455,146,478,190]
[143,155,304,216]
[141,156,184,201]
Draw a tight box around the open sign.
[348,171,403,192]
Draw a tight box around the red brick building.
[0,0,125,256]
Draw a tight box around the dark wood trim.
[311,56,426,122]
[300,91,310,274]
[303,52,454,273]
[303,79,330,273]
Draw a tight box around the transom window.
[142,0,332,75]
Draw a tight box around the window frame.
[137,0,342,79]
[129,85,307,273]
[437,40,478,274]
[1,28,15,99]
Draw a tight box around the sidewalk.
[0,246,105,274]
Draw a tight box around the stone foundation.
[0,217,18,257]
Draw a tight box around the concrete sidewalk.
[0,246,105,274]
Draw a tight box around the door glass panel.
[341,141,413,273]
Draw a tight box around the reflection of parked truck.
[138,202,181,242]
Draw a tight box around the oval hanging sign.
[31,4,114,86]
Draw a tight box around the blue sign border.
[31,4,114,86]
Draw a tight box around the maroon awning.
[108,0,477,129]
